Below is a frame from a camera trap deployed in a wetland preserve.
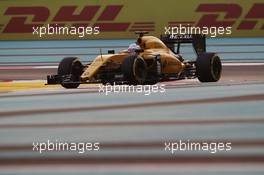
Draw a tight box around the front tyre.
[196,53,222,82]
[58,57,83,88]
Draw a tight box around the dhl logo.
[1,3,264,35]
[196,3,264,30]
[169,3,264,30]
[2,5,155,33]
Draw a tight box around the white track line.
[223,62,264,66]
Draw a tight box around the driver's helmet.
[128,43,141,53]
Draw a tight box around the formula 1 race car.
[47,32,222,88]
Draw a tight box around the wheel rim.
[211,56,222,80]
[71,60,83,77]
[133,57,147,83]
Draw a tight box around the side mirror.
[108,50,115,54]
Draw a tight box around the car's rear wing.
[160,34,206,55]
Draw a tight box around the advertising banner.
[0,0,263,40]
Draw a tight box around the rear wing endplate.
[160,34,206,55]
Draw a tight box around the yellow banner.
[0,0,264,40]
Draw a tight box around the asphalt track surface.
[0,37,264,174]
[0,62,263,175]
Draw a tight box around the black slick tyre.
[122,55,147,85]
[58,57,83,88]
[196,53,222,82]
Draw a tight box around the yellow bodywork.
[80,36,185,81]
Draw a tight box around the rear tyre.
[58,57,83,88]
[196,53,222,82]
[122,55,147,85]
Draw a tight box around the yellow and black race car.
[47,32,222,88]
